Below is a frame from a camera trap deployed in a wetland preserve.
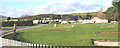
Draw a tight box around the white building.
[91,17,108,23]
[82,20,94,23]
[111,21,117,23]
[61,21,69,24]
[33,20,39,24]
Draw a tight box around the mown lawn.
[3,23,118,46]
[2,26,28,29]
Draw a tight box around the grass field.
[2,26,29,29]
[3,23,118,46]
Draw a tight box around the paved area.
[0,24,48,37]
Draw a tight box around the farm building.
[91,17,108,23]
[80,17,108,23]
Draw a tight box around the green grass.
[3,23,118,46]
[2,26,28,29]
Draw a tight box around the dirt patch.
[99,32,120,35]
[42,29,69,31]
[50,27,76,29]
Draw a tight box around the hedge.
[2,21,33,27]
[49,21,60,24]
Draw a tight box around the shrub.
[2,21,33,27]
[49,21,60,24]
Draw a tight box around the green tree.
[105,7,117,21]
[7,17,11,21]
[112,1,120,21]
[105,1,120,22]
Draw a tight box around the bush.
[49,21,60,24]
[2,21,33,27]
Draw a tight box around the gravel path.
[0,24,48,37]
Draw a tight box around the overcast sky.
[0,0,113,18]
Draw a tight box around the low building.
[61,20,69,24]
[91,17,108,23]
[81,20,94,23]
[5,18,19,21]
[33,20,39,24]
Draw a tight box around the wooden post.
[0,37,2,47]
[13,24,17,33]
[54,24,57,27]
[72,23,76,28]
[72,24,74,28]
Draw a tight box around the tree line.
[105,1,120,22]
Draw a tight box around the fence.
[2,21,33,27]
[1,38,120,48]
[1,38,71,48]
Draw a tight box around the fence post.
[49,45,53,48]
[46,45,49,48]
[0,37,2,47]
[36,44,38,48]
[40,44,42,48]
[13,24,17,33]
[33,44,36,48]
[72,24,74,27]
[54,24,57,27]
[43,45,45,48]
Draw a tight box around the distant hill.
[17,12,97,21]
[0,15,7,18]
[1,12,97,21]
[0,15,7,21]
[69,12,97,16]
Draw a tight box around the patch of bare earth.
[50,27,77,29]
[42,29,69,31]
[99,32,120,35]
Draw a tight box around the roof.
[91,17,102,20]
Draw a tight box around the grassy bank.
[3,23,118,46]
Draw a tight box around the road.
[0,24,48,37]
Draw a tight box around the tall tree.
[7,17,11,21]
[105,7,117,21]
[112,1,120,21]
[97,8,105,19]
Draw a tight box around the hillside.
[17,12,97,21]
[0,15,7,21]
[69,12,97,16]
